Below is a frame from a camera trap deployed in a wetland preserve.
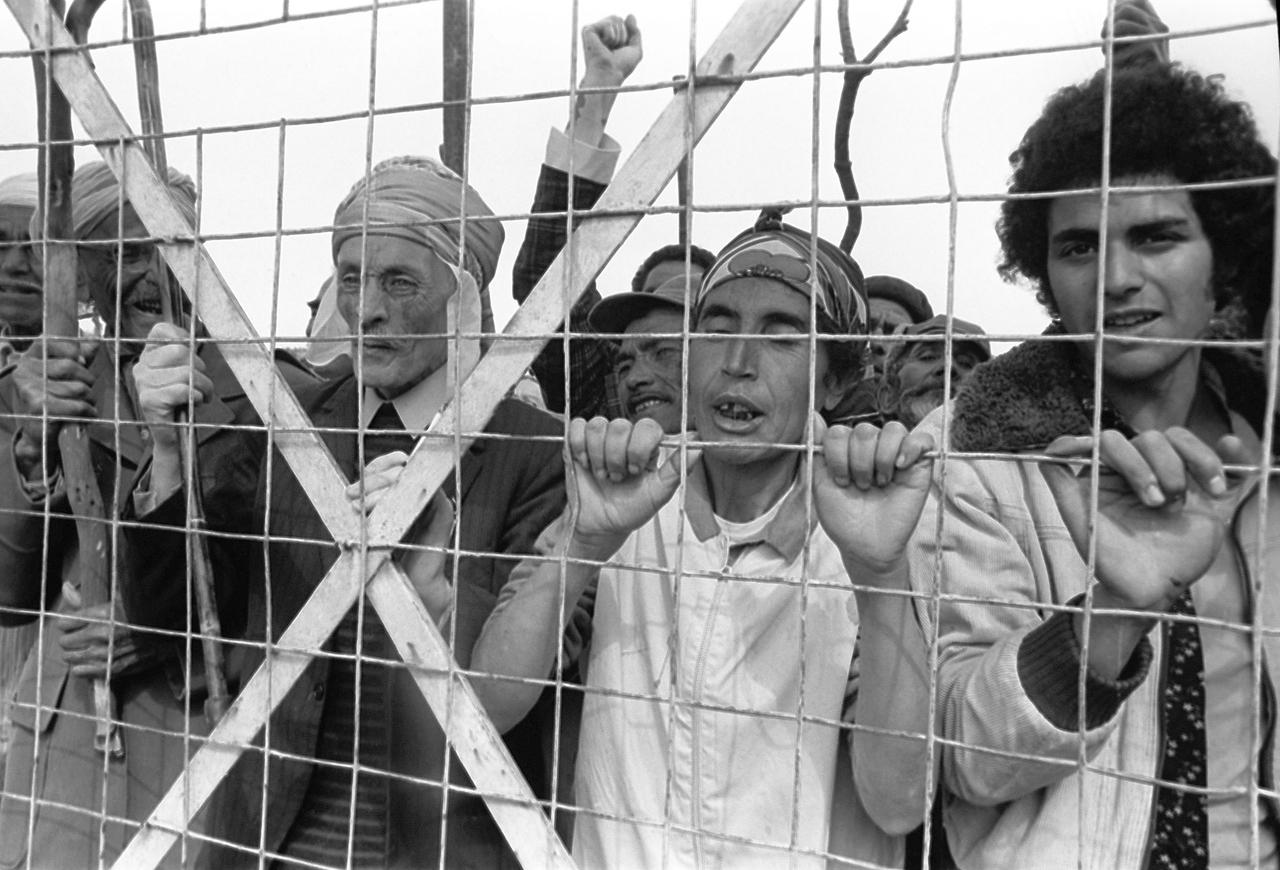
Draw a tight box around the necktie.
[365,401,416,459]
[1149,591,1209,869]
[278,403,409,861]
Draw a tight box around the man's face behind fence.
[78,206,171,341]
[617,309,686,433]
[0,204,39,332]
[690,277,838,468]
[1047,175,1216,386]
[335,234,456,398]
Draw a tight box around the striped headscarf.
[699,222,867,338]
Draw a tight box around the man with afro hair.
[906,58,1279,869]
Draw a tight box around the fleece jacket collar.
[951,327,1271,455]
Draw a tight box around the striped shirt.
[275,606,392,868]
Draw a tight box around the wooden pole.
[32,0,120,758]
[3,0,808,864]
[127,0,231,727]
[441,0,468,175]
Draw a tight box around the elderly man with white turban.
[0,161,317,869]
[0,172,41,367]
[129,155,568,868]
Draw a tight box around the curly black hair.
[997,63,1276,335]
[630,243,716,294]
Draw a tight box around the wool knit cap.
[865,275,933,324]
[887,314,992,370]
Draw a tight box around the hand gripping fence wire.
[1,2,1278,870]
[2,0,808,866]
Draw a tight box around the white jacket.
[572,461,900,869]
[909,343,1280,869]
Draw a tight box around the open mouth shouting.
[709,395,765,433]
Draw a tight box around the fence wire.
[0,1,1277,869]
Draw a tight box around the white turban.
[0,173,39,211]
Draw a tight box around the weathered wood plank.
[7,0,359,542]
[3,0,806,867]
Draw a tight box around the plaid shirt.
[512,164,623,420]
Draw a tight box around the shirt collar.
[683,457,816,563]
[359,363,449,433]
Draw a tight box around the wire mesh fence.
[0,1,1277,868]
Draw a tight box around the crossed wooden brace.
[4,0,805,866]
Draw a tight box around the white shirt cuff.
[544,127,621,186]
[133,486,162,518]
[133,473,181,518]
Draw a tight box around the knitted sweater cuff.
[1018,604,1152,731]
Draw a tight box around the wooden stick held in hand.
[128,0,231,726]
[34,0,121,758]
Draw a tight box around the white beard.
[894,385,946,429]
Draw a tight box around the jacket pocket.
[0,711,40,868]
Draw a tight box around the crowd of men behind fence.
[0,0,1278,867]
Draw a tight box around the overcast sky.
[1,0,1276,351]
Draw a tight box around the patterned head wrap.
[69,161,196,240]
[698,220,867,338]
[331,155,504,291]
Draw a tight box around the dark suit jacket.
[0,344,316,869]
[130,374,567,868]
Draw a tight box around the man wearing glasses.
[129,154,570,868]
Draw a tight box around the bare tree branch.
[834,0,912,253]
[864,0,913,65]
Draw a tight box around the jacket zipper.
[688,545,731,867]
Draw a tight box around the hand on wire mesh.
[12,337,97,473]
[1104,0,1171,68]
[582,14,643,87]
[1041,427,1251,614]
[811,415,935,578]
[566,416,700,559]
[134,322,213,452]
[347,457,455,619]
[56,583,156,680]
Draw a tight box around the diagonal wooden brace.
[6,2,568,865]
[4,0,804,867]
[365,0,805,542]
[7,0,360,542]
